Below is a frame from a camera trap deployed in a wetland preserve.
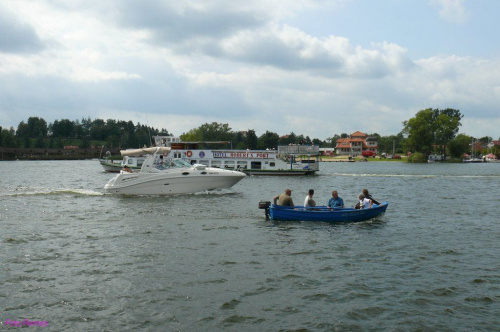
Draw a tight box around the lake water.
[1,160,499,331]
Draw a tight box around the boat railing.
[278,145,319,155]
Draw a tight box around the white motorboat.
[104,147,246,195]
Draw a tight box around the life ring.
[186,150,193,157]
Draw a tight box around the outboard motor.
[258,201,271,220]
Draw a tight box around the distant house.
[334,131,379,157]
[488,140,500,148]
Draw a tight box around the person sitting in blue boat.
[273,189,294,207]
[327,190,344,209]
[304,189,316,207]
[362,188,380,205]
[358,193,373,209]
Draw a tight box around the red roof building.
[334,131,379,156]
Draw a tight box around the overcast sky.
[1,0,499,140]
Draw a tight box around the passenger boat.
[259,201,389,222]
[99,158,122,172]
[484,153,499,163]
[153,136,320,176]
[99,155,146,172]
[104,147,246,195]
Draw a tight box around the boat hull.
[99,159,124,172]
[270,202,389,222]
[99,157,144,172]
[104,169,246,195]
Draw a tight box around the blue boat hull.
[269,202,389,222]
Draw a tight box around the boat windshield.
[156,158,192,169]
[171,159,192,167]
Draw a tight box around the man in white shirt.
[304,189,316,207]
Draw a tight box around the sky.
[1,0,500,141]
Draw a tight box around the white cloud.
[431,0,470,23]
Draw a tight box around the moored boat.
[259,201,389,222]
[485,153,499,163]
[428,154,446,163]
[104,147,246,195]
[99,158,123,172]
[99,155,146,172]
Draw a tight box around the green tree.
[401,109,434,153]
[401,108,462,154]
[233,131,245,149]
[257,131,279,150]
[312,138,322,146]
[16,121,30,139]
[181,122,233,142]
[74,119,85,139]
[279,132,297,145]
[126,121,137,148]
[1,127,17,147]
[27,117,48,138]
[325,134,340,148]
[34,135,45,148]
[181,127,203,142]
[81,117,93,137]
[51,119,76,138]
[90,119,106,140]
[434,108,463,154]
[378,134,404,154]
[80,137,90,149]
[447,134,471,158]
[246,130,258,149]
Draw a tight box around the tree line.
[0,116,406,153]
[0,117,169,150]
[1,109,498,159]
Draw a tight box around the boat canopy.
[120,147,171,156]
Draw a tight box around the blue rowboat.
[265,202,389,222]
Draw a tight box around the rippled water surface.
[1,160,499,331]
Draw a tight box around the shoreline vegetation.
[1,149,465,163]
[3,111,497,163]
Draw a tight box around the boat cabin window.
[172,152,182,158]
[211,160,222,168]
[237,161,247,169]
[250,161,262,169]
[224,161,235,169]
[198,160,210,166]
[269,162,275,167]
